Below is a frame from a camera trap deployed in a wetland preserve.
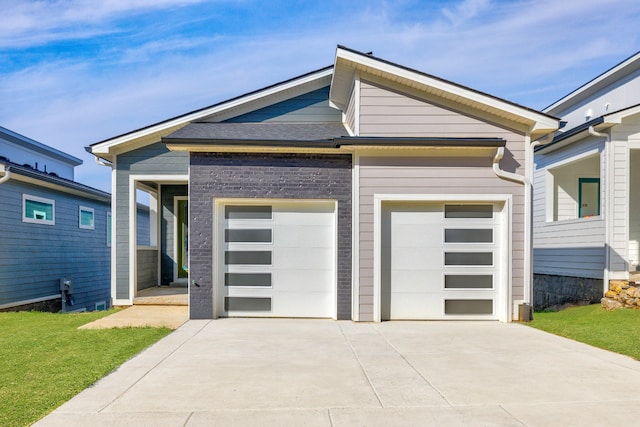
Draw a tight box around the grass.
[0,310,171,427]
[529,304,640,360]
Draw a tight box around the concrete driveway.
[36,319,640,426]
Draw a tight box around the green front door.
[177,200,188,278]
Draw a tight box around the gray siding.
[136,204,151,246]
[0,179,110,311]
[115,142,188,300]
[189,153,352,320]
[223,87,341,123]
[355,80,527,321]
[533,137,606,278]
[136,248,158,290]
[160,185,188,285]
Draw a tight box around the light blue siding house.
[533,50,640,308]
[0,126,111,312]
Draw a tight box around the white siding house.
[533,51,640,308]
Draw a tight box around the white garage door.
[217,200,336,318]
[381,202,503,320]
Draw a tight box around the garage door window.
[225,273,272,287]
[444,252,493,266]
[225,229,272,243]
[225,251,272,265]
[444,275,493,289]
[445,299,493,315]
[444,229,493,243]
[225,205,272,219]
[224,297,271,312]
[444,204,493,218]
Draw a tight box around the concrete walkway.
[36,319,640,426]
[79,305,188,330]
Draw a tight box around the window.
[578,178,600,218]
[23,194,55,225]
[79,206,95,229]
[107,212,112,247]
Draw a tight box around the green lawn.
[0,310,171,427]
[529,304,640,360]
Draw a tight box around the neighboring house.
[0,126,112,312]
[533,51,640,309]
[90,46,558,322]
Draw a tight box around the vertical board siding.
[533,137,606,278]
[0,179,110,311]
[223,87,341,123]
[115,142,188,300]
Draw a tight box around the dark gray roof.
[0,158,110,202]
[163,122,506,149]
[164,122,349,143]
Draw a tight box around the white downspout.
[0,169,11,184]
[94,155,112,168]
[493,132,554,317]
[588,126,610,293]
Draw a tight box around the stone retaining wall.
[601,281,640,310]
[533,274,603,311]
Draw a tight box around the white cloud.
[1,0,640,190]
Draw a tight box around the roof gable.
[330,45,558,140]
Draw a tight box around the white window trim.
[106,211,112,247]
[22,194,55,225]
[79,206,95,229]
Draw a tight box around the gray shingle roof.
[165,122,349,142]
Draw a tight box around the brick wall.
[189,152,352,319]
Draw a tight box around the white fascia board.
[603,104,640,124]
[545,52,640,115]
[333,47,558,134]
[91,68,334,155]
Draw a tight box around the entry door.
[381,202,501,320]
[218,200,336,318]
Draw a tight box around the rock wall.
[601,281,640,310]
[533,274,603,310]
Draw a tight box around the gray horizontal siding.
[115,142,188,300]
[224,86,341,123]
[358,155,526,320]
[533,247,605,279]
[0,179,110,311]
[137,249,158,290]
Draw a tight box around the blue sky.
[1,0,639,192]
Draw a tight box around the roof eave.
[90,67,335,156]
[330,46,559,135]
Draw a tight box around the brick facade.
[189,152,352,319]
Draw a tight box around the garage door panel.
[272,292,333,318]
[387,225,443,247]
[273,225,334,247]
[382,201,502,320]
[388,247,441,270]
[274,269,334,292]
[386,269,443,292]
[219,200,336,318]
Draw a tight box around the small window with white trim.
[79,206,95,229]
[23,194,55,225]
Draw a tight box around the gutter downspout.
[0,168,11,184]
[588,126,610,293]
[493,132,554,320]
[94,155,112,168]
